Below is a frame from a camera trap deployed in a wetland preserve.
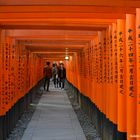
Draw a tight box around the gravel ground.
[65,84,101,140]
[7,87,43,140]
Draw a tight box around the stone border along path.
[65,83,101,140]
[7,87,43,140]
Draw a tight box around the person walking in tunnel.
[57,62,61,88]
[55,63,59,88]
[52,63,58,88]
[58,63,66,89]
[43,62,52,91]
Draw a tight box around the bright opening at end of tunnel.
[65,56,69,60]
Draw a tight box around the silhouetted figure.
[52,63,58,88]
[57,63,61,88]
[58,63,66,89]
[43,62,52,91]
[55,63,59,88]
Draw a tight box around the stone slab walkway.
[21,83,86,140]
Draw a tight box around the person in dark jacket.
[52,63,58,88]
[58,63,66,89]
[43,62,52,91]
[57,63,61,88]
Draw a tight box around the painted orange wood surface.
[0,3,140,140]
[126,14,137,140]
[136,8,140,140]
[117,19,127,132]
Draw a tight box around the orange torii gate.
[0,2,140,140]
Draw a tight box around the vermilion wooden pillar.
[106,27,110,119]
[102,30,107,115]
[94,36,99,106]
[136,8,140,140]
[97,31,103,113]
[96,32,100,111]
[117,19,127,133]
[110,22,118,125]
[126,14,136,140]
[0,30,3,116]
[108,25,114,122]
